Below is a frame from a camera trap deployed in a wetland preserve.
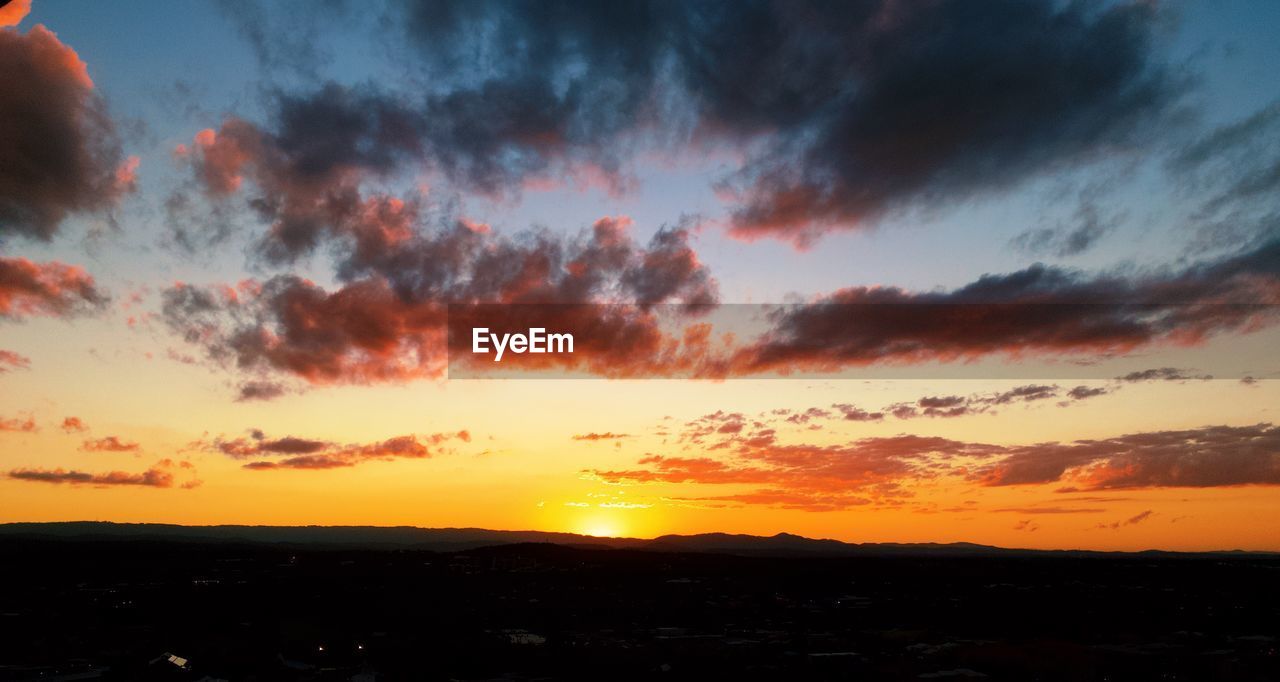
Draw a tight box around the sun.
[578,517,623,538]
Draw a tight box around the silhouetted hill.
[1,522,1273,558]
[0,521,631,552]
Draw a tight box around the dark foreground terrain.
[0,531,1277,681]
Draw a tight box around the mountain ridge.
[2,521,1274,557]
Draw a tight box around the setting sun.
[578,517,624,539]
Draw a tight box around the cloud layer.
[594,423,1280,511]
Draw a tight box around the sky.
[1,0,1278,550]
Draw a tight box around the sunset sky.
[2,0,1278,551]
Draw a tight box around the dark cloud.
[1067,385,1110,400]
[781,407,832,424]
[1096,510,1155,530]
[708,0,1181,244]
[987,384,1059,405]
[7,459,198,488]
[1116,367,1213,383]
[886,384,1061,419]
[888,394,982,419]
[0,257,109,320]
[214,434,329,458]
[202,429,469,470]
[235,380,288,402]
[181,0,1181,246]
[0,24,135,240]
[732,238,1280,374]
[830,404,883,422]
[398,0,1183,244]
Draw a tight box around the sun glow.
[579,517,624,538]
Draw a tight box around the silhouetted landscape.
[2,523,1278,680]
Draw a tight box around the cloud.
[572,432,631,441]
[213,0,345,80]
[400,0,1181,244]
[594,434,1001,511]
[591,422,1280,511]
[0,414,36,432]
[730,238,1280,375]
[0,349,30,372]
[1011,201,1122,258]
[60,416,88,433]
[993,507,1106,515]
[694,0,1181,244]
[1168,101,1280,253]
[1067,385,1110,400]
[1096,510,1155,530]
[81,435,140,452]
[235,380,288,402]
[883,384,1059,420]
[7,459,198,488]
[214,433,329,458]
[0,23,134,240]
[202,429,470,470]
[0,0,32,27]
[81,436,140,453]
[663,383,1129,457]
[162,214,718,386]
[176,1,1182,247]
[978,424,1280,489]
[988,384,1059,405]
[0,257,108,320]
[1116,367,1213,382]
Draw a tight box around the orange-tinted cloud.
[161,214,717,387]
[0,414,37,432]
[0,349,30,372]
[592,423,1280,511]
[60,416,88,433]
[81,436,141,453]
[0,0,31,28]
[0,257,107,320]
[0,23,134,239]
